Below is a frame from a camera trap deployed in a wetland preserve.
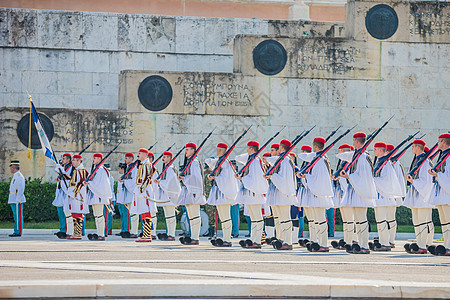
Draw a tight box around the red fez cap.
[125,152,134,158]
[314,136,326,144]
[93,153,103,158]
[374,142,387,148]
[413,139,426,146]
[73,154,82,159]
[289,152,297,157]
[217,142,228,149]
[280,139,292,148]
[271,143,280,149]
[139,148,149,154]
[247,140,259,147]
[301,145,312,152]
[353,132,366,138]
[63,153,71,158]
[387,144,395,150]
[163,151,173,156]
[439,133,450,139]
[186,142,197,149]
[262,152,271,157]
[338,144,352,150]
[148,152,154,158]
[424,146,430,152]
[350,146,355,150]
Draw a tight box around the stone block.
[366,80,399,108]
[145,16,176,53]
[110,51,144,73]
[236,18,268,35]
[346,0,450,44]
[306,79,328,106]
[433,89,450,110]
[75,51,110,73]
[208,56,233,73]
[155,114,194,134]
[3,48,39,71]
[38,94,75,109]
[40,49,75,72]
[120,70,270,116]
[0,71,21,93]
[93,73,119,96]
[390,108,422,129]
[175,17,205,54]
[268,20,345,39]
[118,14,147,52]
[346,80,367,108]
[286,79,309,107]
[57,72,92,95]
[359,108,392,129]
[234,35,382,80]
[7,9,38,47]
[73,95,118,110]
[21,71,58,94]
[204,18,236,55]
[269,77,288,106]
[143,53,178,72]
[176,54,209,72]
[82,13,118,50]
[327,80,347,107]
[0,10,8,46]
[37,11,83,49]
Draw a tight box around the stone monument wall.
[0,2,448,181]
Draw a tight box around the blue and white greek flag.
[31,100,57,164]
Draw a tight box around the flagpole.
[26,91,32,160]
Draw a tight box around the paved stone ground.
[0,232,449,299]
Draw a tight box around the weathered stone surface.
[120,71,270,116]
[82,13,118,50]
[145,16,176,53]
[37,11,83,49]
[6,9,37,47]
[0,10,8,47]
[40,49,75,72]
[110,51,144,73]
[234,35,381,80]
[75,51,110,73]
[21,71,58,94]
[268,20,345,38]
[3,48,39,71]
[118,14,147,52]
[346,0,450,43]
[204,18,237,55]
[57,72,92,95]
[175,17,205,54]
[143,53,178,72]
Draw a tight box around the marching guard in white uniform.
[154,151,181,241]
[206,142,238,247]
[338,132,378,254]
[372,142,403,251]
[265,139,298,250]
[297,137,334,252]
[175,142,206,245]
[427,133,450,256]
[235,141,269,248]
[404,139,435,254]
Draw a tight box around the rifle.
[373,130,420,175]
[210,125,252,176]
[179,128,216,177]
[148,141,157,152]
[120,141,159,180]
[85,141,122,182]
[325,125,342,142]
[408,142,439,176]
[431,149,449,172]
[157,146,186,180]
[339,115,394,176]
[237,126,286,176]
[391,133,425,165]
[299,125,356,174]
[265,125,316,176]
[153,143,176,166]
